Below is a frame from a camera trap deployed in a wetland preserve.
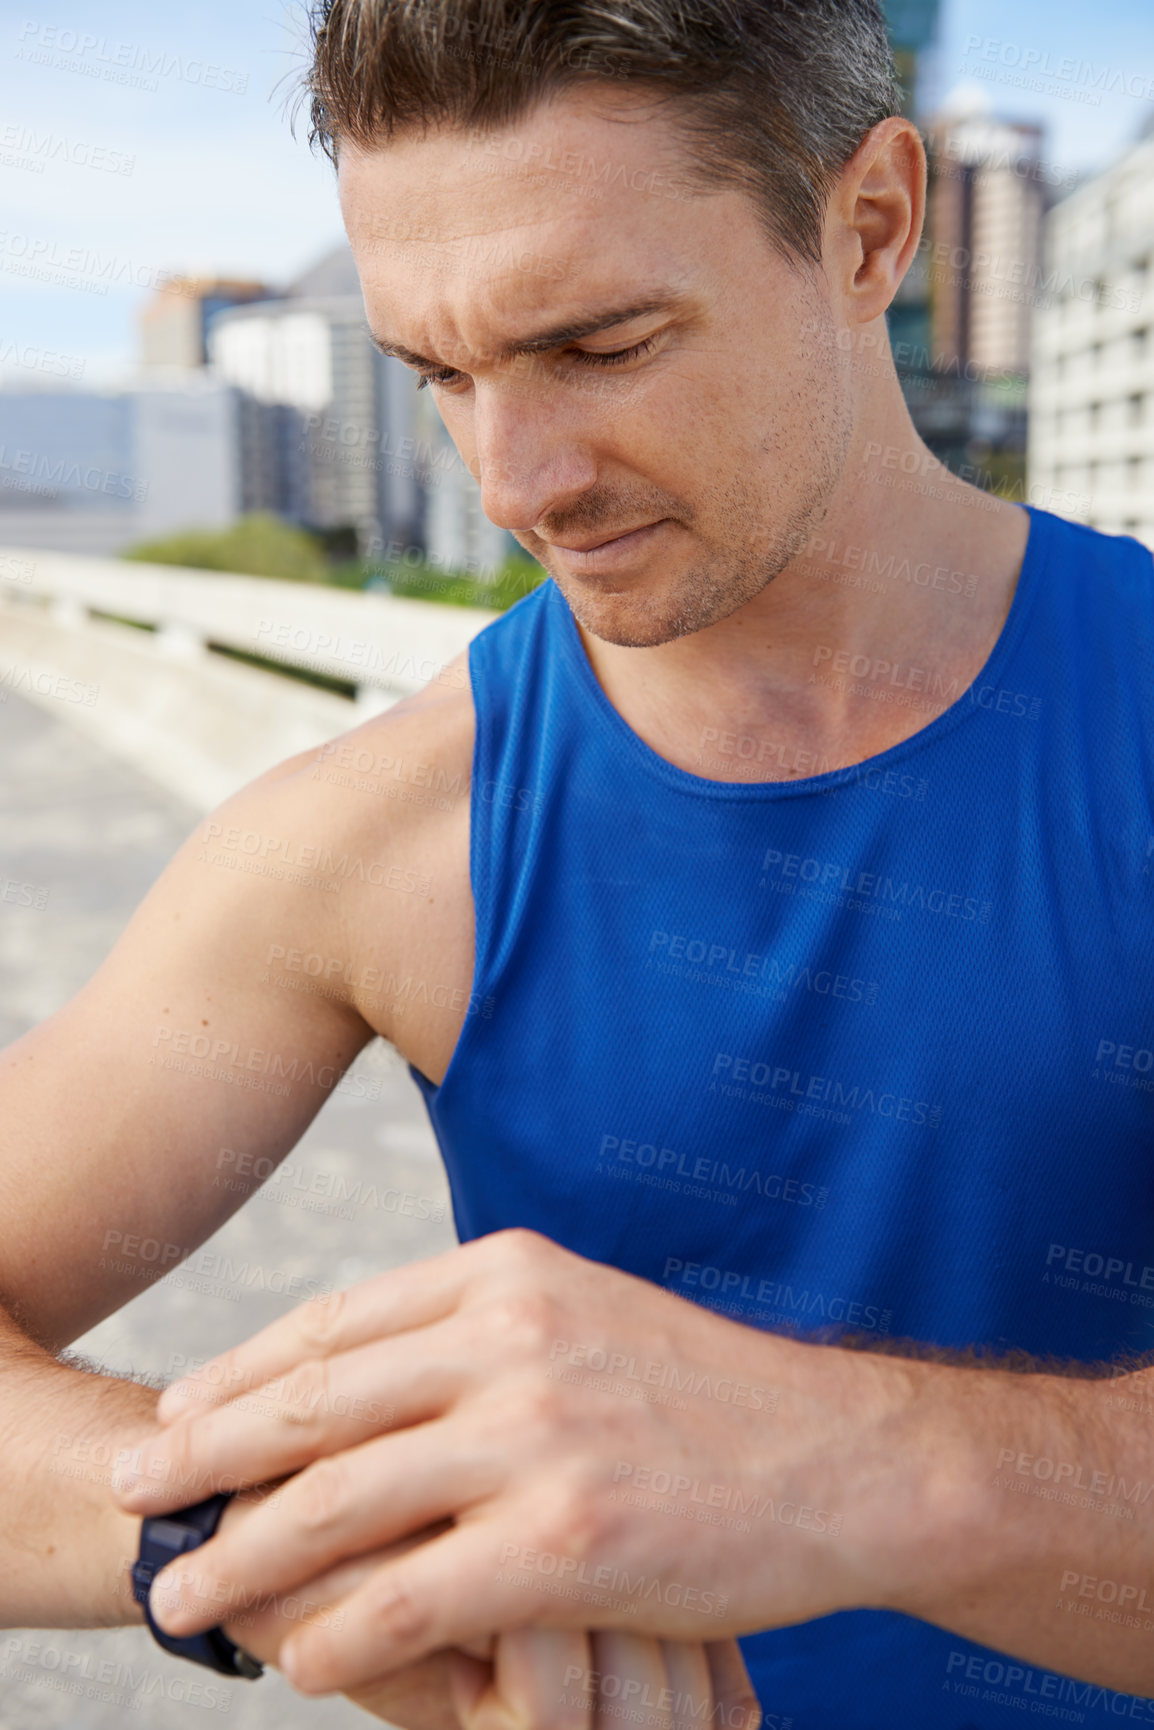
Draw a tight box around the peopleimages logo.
[1045,1242,1154,1292]
[945,1649,1154,1720]
[662,1258,892,1334]
[647,930,879,1004]
[597,1134,828,1208]
[711,1052,941,1129]
[759,848,992,922]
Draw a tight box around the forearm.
[0,1335,462,1730]
[0,1304,152,1629]
[872,1351,1154,1695]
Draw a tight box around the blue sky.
[926,0,1154,166]
[0,0,1150,386]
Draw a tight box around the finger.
[343,1649,463,1730]
[215,1521,451,1674]
[280,1520,734,1698]
[590,1631,671,1730]
[148,1420,496,1635]
[451,1628,592,1730]
[703,1640,761,1730]
[279,1520,573,1697]
[115,1315,478,1511]
[458,1634,497,1663]
[155,1235,507,1423]
[659,1640,712,1730]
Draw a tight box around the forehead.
[337,88,714,346]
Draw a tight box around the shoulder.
[1030,509,1154,589]
[218,647,475,862]
[180,651,474,964]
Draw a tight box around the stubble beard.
[555,451,848,650]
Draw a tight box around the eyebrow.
[366,293,690,371]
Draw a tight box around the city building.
[925,103,1046,377]
[139,276,275,372]
[209,244,518,576]
[0,374,239,556]
[893,94,1051,476]
[1028,116,1154,544]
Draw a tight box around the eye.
[415,366,465,392]
[570,335,659,370]
[414,333,661,391]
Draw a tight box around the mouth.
[541,519,671,574]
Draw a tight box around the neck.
[576,390,1032,782]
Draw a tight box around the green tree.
[378,553,545,610]
[123,513,330,584]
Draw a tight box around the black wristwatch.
[131,1491,264,1680]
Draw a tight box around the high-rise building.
[210,290,398,543]
[209,243,519,575]
[924,103,1046,379]
[1028,119,1154,544]
[139,277,275,372]
[885,93,1053,479]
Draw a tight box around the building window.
[1130,394,1145,427]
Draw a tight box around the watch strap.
[131,1491,264,1680]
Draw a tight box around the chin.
[554,577,698,648]
[555,561,764,649]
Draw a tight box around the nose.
[470,380,599,534]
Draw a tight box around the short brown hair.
[306,0,902,268]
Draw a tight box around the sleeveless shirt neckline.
[410,503,1049,1097]
[550,502,1047,801]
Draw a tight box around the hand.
[212,1500,761,1730]
[114,1230,915,1695]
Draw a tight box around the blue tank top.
[410,504,1154,1728]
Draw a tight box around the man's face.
[339,84,855,648]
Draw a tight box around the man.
[2,0,1153,1725]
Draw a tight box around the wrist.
[840,1351,1065,1624]
[841,1349,982,1617]
[18,1400,161,1630]
[102,1503,148,1629]
[742,1334,971,1624]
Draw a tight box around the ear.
[825,116,926,326]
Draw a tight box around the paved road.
[0,688,457,1729]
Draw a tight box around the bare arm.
[0,684,458,1622]
[0,748,385,1355]
[883,1350,1154,1699]
[0,1301,158,1626]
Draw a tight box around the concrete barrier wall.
[0,549,499,811]
[0,545,497,696]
